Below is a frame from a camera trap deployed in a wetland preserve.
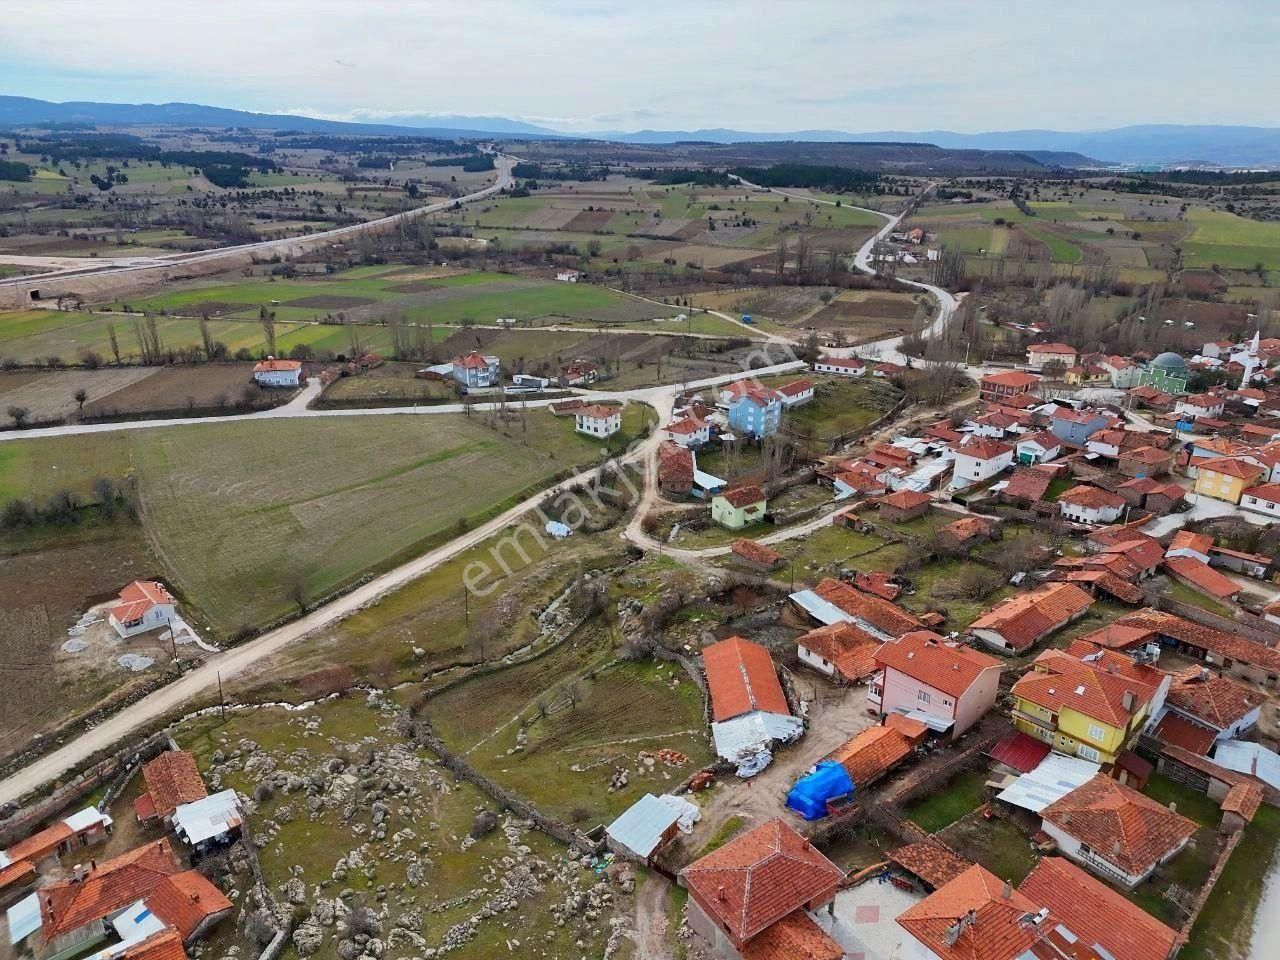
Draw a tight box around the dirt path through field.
[630,870,674,960]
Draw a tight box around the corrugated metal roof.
[988,731,1052,774]
[172,790,241,845]
[605,794,683,858]
[789,589,852,627]
[63,807,112,833]
[902,709,954,732]
[6,893,40,944]
[997,753,1100,813]
[1214,741,1280,790]
[711,711,804,763]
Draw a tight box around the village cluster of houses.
[419,350,600,393]
[601,551,1277,960]
[2,750,241,960]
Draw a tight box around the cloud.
[0,1,1277,132]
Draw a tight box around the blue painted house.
[728,389,782,439]
[1049,407,1111,446]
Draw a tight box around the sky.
[2,0,1277,134]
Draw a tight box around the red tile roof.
[658,442,694,486]
[1115,609,1280,673]
[740,910,844,960]
[731,539,784,569]
[252,357,302,373]
[703,636,790,722]
[576,403,620,420]
[1072,623,1154,651]
[796,622,882,682]
[1018,857,1178,960]
[1012,648,1159,728]
[879,489,932,511]
[954,437,1013,461]
[1221,782,1264,822]
[1058,485,1125,510]
[943,516,991,543]
[897,864,1044,960]
[0,859,36,893]
[145,870,233,940]
[812,577,922,638]
[1168,670,1262,729]
[119,930,187,960]
[665,416,705,435]
[1002,468,1055,502]
[680,819,843,946]
[829,725,913,786]
[874,632,1000,699]
[1153,713,1216,756]
[111,581,175,626]
[454,350,491,369]
[1029,343,1078,356]
[5,821,74,865]
[1167,530,1214,557]
[982,370,1042,390]
[1199,456,1264,480]
[969,583,1094,651]
[987,731,1052,774]
[853,570,902,601]
[1100,537,1165,572]
[888,840,973,889]
[1163,557,1241,599]
[141,751,207,820]
[817,356,866,370]
[720,485,767,509]
[775,379,815,397]
[1039,776,1197,878]
[40,839,183,939]
[1243,481,1280,503]
[885,711,930,745]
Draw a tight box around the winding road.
[0,175,969,804]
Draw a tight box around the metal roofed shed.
[997,753,1100,813]
[901,708,954,732]
[1214,741,1280,791]
[988,731,1052,774]
[786,761,854,821]
[6,893,40,944]
[172,789,242,847]
[62,807,113,833]
[712,712,805,777]
[789,588,852,626]
[605,794,684,861]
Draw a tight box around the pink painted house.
[870,631,1002,739]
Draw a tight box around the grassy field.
[906,769,988,832]
[0,410,621,637]
[1181,208,1280,272]
[171,694,623,960]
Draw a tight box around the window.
[917,690,931,703]
[1078,744,1101,762]
[1087,724,1106,742]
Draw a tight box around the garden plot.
[0,367,158,423]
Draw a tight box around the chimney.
[1200,667,1210,682]
[89,858,96,871]
[1001,882,1012,900]
[1113,840,1122,856]
[717,886,726,902]
[1168,801,1177,814]
[1122,691,1136,712]
[945,922,963,947]
[803,838,811,850]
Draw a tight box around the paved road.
[0,156,515,289]
[727,175,957,365]
[0,360,804,805]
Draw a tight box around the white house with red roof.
[251,357,302,388]
[680,818,844,960]
[1027,342,1078,369]
[1240,481,1280,518]
[574,404,622,438]
[1056,484,1126,525]
[109,582,177,638]
[772,378,815,407]
[662,416,711,447]
[814,356,867,377]
[1175,393,1226,420]
[559,359,599,387]
[948,436,1013,490]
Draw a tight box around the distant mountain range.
[3,96,1279,167]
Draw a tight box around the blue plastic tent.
[785,761,854,821]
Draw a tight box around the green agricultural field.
[0,410,625,637]
[938,226,997,254]
[1181,207,1280,272]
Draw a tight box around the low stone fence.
[410,722,595,852]
[1176,831,1244,947]
[0,729,172,846]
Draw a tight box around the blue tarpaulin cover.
[785,760,854,820]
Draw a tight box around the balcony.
[1012,708,1056,732]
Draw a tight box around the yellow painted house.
[1193,456,1264,505]
[1010,648,1167,765]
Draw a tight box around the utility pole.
[217,671,226,721]
[463,584,470,624]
